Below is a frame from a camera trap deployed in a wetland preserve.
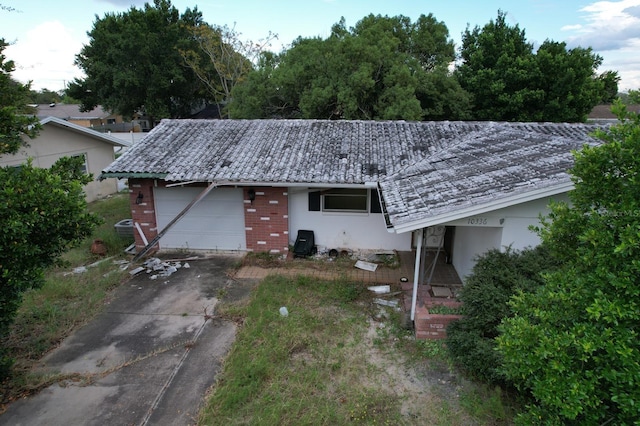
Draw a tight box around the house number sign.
[445,216,504,227]
[466,217,488,225]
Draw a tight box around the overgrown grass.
[1,193,133,404]
[202,274,516,425]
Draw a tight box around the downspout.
[410,228,424,321]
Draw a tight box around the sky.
[1,0,639,93]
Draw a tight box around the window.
[323,188,368,212]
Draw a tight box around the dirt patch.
[360,319,472,423]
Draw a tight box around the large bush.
[446,245,560,384]
[497,103,640,424]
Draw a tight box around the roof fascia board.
[391,182,574,234]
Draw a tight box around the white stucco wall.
[446,193,570,282]
[495,194,570,250]
[288,188,411,251]
[0,124,119,202]
[451,226,503,282]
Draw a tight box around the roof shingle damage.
[102,119,605,232]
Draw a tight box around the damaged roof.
[102,119,605,232]
[102,119,472,183]
[379,121,603,232]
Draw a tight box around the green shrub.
[498,105,640,424]
[446,245,560,384]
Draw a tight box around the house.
[1,116,130,202]
[100,119,605,315]
[36,103,138,133]
[588,104,640,123]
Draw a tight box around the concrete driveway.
[1,254,254,426]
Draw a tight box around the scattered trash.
[140,257,184,278]
[373,298,399,308]
[368,285,391,294]
[355,260,378,272]
[129,266,145,276]
[279,306,289,317]
[400,277,409,283]
[183,263,190,269]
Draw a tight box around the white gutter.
[163,180,378,189]
[410,228,424,322]
[392,182,574,234]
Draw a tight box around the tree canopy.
[179,23,275,117]
[67,0,210,126]
[456,10,617,122]
[228,14,472,120]
[0,39,99,378]
[497,102,640,424]
[0,39,39,154]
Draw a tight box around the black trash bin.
[293,230,315,258]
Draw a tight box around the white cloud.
[565,0,640,50]
[4,21,85,91]
[560,24,583,31]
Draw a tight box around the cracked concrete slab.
[0,254,250,426]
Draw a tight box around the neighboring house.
[100,119,604,293]
[36,103,138,133]
[1,116,130,202]
[588,104,640,123]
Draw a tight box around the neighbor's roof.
[40,116,130,147]
[36,103,114,121]
[101,119,605,231]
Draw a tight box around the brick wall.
[244,187,289,254]
[414,300,464,340]
[129,178,159,253]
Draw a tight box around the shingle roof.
[102,119,462,183]
[379,121,604,231]
[36,104,113,120]
[102,119,606,231]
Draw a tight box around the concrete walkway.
[0,255,252,426]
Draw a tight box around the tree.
[180,23,276,117]
[0,39,100,378]
[228,14,472,120]
[67,0,209,127]
[627,89,640,104]
[28,88,63,105]
[497,101,640,424]
[456,10,616,122]
[0,39,39,154]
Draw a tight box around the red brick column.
[129,178,159,253]
[244,187,289,254]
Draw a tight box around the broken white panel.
[355,260,378,272]
[367,285,391,294]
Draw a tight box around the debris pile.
[368,285,402,310]
[129,257,191,280]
